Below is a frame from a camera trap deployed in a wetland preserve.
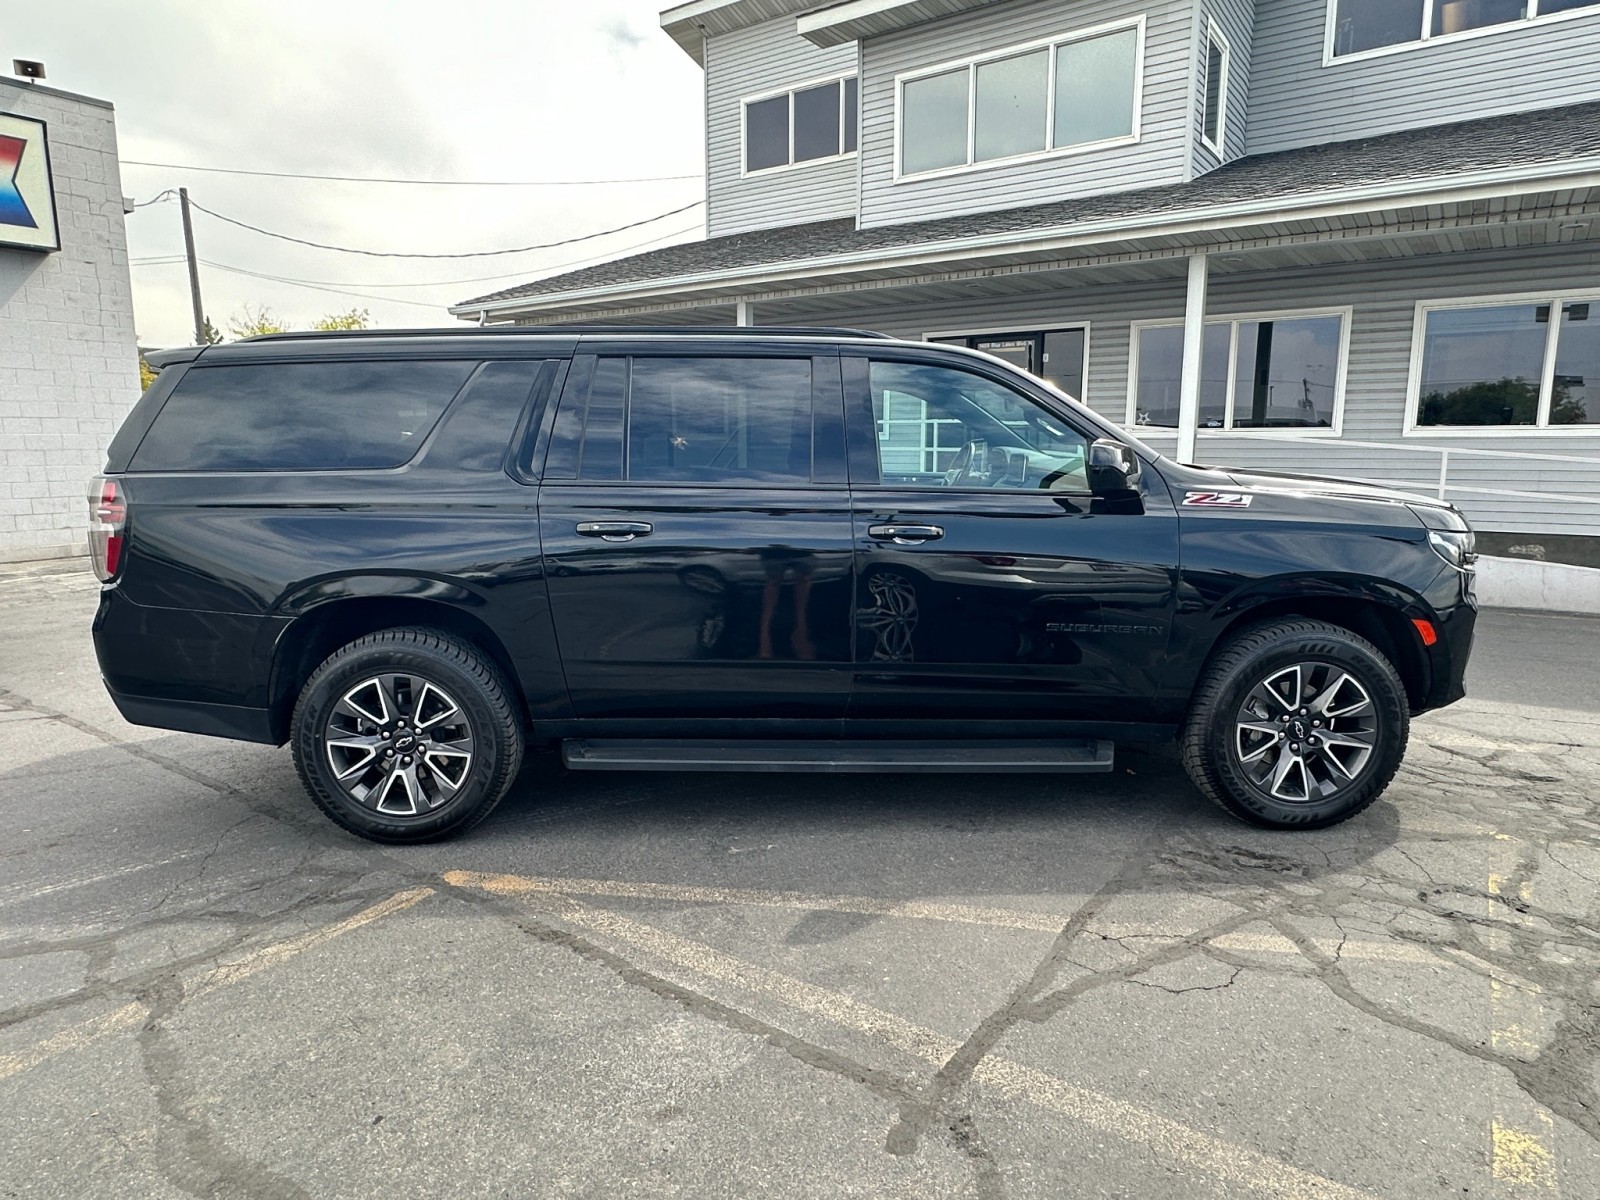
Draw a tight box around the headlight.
[1427,529,1476,571]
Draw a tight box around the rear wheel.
[1180,619,1408,829]
[291,628,523,843]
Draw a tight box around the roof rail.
[240,325,898,343]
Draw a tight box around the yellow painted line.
[455,875,1376,1200]
[1486,864,1560,1194]
[0,887,432,1084]
[444,871,1439,966]
[1492,1116,1559,1190]
[0,1002,148,1083]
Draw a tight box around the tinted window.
[793,81,842,162]
[1053,27,1139,148]
[869,361,1088,491]
[1418,304,1546,426]
[1331,0,1425,55]
[745,95,790,172]
[1203,38,1225,146]
[625,357,813,485]
[131,360,474,471]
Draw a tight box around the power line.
[121,159,705,187]
[185,196,705,259]
[199,261,450,311]
[131,190,177,208]
[130,218,706,289]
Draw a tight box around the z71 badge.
[1183,491,1253,508]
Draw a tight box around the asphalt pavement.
[1,560,1597,1199]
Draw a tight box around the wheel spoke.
[374,764,424,815]
[1319,729,1376,751]
[413,682,460,730]
[325,733,385,780]
[1235,720,1281,764]
[424,747,471,792]
[338,680,389,728]
[1269,745,1302,800]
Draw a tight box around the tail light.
[88,475,126,583]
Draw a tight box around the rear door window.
[624,357,813,484]
[129,360,476,472]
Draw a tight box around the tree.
[226,304,371,339]
[311,308,371,332]
[138,355,157,391]
[1418,378,1539,427]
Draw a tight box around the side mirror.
[1087,438,1140,496]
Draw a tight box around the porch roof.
[453,100,1600,319]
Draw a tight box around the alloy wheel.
[323,673,475,816]
[1232,662,1378,804]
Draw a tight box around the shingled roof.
[457,100,1600,311]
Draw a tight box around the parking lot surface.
[2,560,1597,1199]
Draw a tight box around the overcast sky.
[10,0,706,346]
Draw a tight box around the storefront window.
[1132,313,1346,432]
[1417,297,1600,427]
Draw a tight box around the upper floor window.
[745,76,858,174]
[1330,0,1600,60]
[1201,22,1230,155]
[897,18,1143,178]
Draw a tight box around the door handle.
[868,523,945,545]
[576,521,653,542]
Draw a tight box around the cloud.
[601,15,650,51]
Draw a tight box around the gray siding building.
[454,0,1600,556]
[0,78,137,563]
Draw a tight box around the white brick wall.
[0,80,137,564]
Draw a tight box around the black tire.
[1180,618,1408,830]
[290,628,523,843]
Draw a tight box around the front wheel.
[1180,619,1409,829]
[291,628,524,843]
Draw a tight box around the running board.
[561,738,1114,774]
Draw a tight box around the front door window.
[870,360,1089,491]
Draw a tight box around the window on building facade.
[1201,24,1229,153]
[1330,0,1600,59]
[744,76,858,173]
[898,20,1142,177]
[929,328,1088,401]
[1132,313,1346,432]
[1414,298,1600,428]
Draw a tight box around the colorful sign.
[0,112,59,252]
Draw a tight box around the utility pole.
[178,187,206,344]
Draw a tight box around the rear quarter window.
[128,360,476,472]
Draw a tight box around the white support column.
[1176,252,1210,465]
[735,299,754,327]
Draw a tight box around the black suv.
[91,328,1476,842]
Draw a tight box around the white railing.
[1218,434,1600,508]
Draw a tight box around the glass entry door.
[935,328,1088,401]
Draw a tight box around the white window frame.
[1200,19,1230,158]
[740,72,859,178]
[1323,0,1600,67]
[921,322,1094,405]
[1126,307,1353,438]
[892,15,1146,183]
[1404,288,1600,437]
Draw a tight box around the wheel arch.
[1197,590,1430,711]
[267,593,525,744]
